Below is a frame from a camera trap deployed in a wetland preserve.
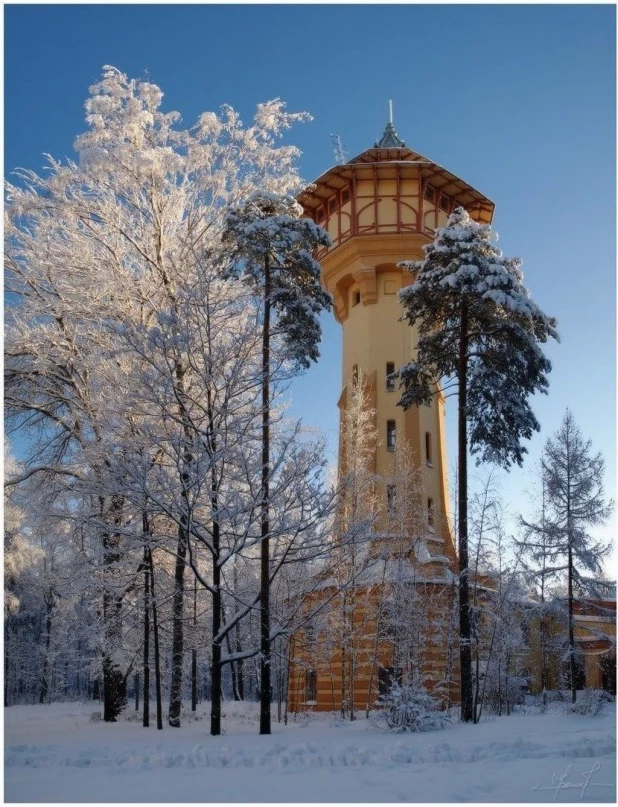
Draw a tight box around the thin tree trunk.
[223,619,240,701]
[102,494,126,722]
[259,255,272,735]
[5,623,10,706]
[568,542,576,703]
[192,577,198,712]
[276,640,283,723]
[39,592,53,704]
[234,560,245,700]
[143,542,150,728]
[148,547,163,730]
[210,509,222,735]
[168,357,195,728]
[284,649,291,725]
[457,301,474,723]
[168,522,187,727]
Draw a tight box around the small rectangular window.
[305,620,316,644]
[423,184,436,203]
[378,604,396,639]
[341,188,350,205]
[386,420,396,451]
[316,206,324,223]
[425,432,433,465]
[427,497,434,528]
[328,197,337,215]
[387,484,396,518]
[439,194,450,212]
[352,289,361,306]
[386,362,395,392]
[306,669,317,702]
[352,364,359,387]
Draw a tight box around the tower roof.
[374,101,406,148]
[374,120,406,149]
[299,103,494,226]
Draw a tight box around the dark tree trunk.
[102,657,126,721]
[148,547,163,730]
[134,673,140,712]
[259,255,272,735]
[168,357,194,728]
[143,538,150,728]
[225,628,240,701]
[4,623,10,706]
[192,577,198,712]
[457,301,474,723]
[102,495,127,722]
[191,650,198,712]
[211,531,222,735]
[234,561,245,700]
[568,542,576,704]
[39,592,54,704]
[168,524,187,727]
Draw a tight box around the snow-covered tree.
[536,410,612,703]
[5,65,333,730]
[223,192,331,734]
[396,207,558,722]
[517,461,569,694]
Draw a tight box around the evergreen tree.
[539,410,613,703]
[396,207,558,722]
[223,191,331,734]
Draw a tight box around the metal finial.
[374,103,406,149]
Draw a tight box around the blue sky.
[5,4,616,556]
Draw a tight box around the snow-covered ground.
[4,700,616,803]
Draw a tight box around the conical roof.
[374,120,406,149]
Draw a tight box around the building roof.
[300,116,494,223]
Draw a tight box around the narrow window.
[316,206,324,223]
[305,620,316,645]
[387,484,396,518]
[386,362,395,392]
[386,420,396,451]
[427,497,434,529]
[352,289,361,306]
[328,197,337,215]
[352,364,359,387]
[425,432,433,465]
[439,194,450,212]
[306,669,317,702]
[341,188,350,205]
[423,184,436,203]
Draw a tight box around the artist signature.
[533,761,614,801]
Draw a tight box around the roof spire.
[375,101,405,148]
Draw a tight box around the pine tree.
[396,207,558,722]
[540,410,613,703]
[223,191,331,734]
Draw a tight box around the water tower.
[290,111,495,712]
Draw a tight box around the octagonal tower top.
[299,112,495,261]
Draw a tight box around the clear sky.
[5,4,616,559]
